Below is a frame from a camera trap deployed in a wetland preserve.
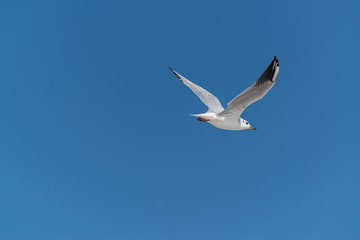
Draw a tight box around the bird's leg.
[197,117,209,122]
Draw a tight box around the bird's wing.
[169,67,224,113]
[218,56,279,117]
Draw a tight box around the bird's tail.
[190,113,212,122]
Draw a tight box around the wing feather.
[169,67,224,113]
[219,56,280,116]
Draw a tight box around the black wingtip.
[168,66,176,73]
[273,56,279,66]
[168,66,182,81]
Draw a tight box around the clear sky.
[1,1,359,239]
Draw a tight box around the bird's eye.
[246,122,248,125]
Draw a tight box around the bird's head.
[242,119,256,130]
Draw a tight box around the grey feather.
[169,67,224,113]
[219,56,279,117]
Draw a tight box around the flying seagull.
[169,56,279,131]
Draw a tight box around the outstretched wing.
[169,67,224,113]
[219,56,279,117]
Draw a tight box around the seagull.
[169,56,279,131]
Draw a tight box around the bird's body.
[192,112,247,131]
[169,56,280,131]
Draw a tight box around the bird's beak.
[250,126,257,130]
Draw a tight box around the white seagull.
[169,56,280,131]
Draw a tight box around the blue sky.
[1,1,359,239]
